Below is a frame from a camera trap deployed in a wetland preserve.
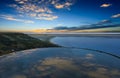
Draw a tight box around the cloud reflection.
[0,48,120,78]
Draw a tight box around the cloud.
[100,3,112,8]
[29,13,37,17]
[54,24,120,31]
[96,20,112,25]
[36,16,58,21]
[1,15,34,24]
[54,26,69,30]
[53,13,120,31]
[9,0,56,20]
[54,2,73,9]
[32,29,69,33]
[112,14,120,18]
[15,0,28,4]
[10,3,52,14]
[53,18,120,30]
[36,13,58,20]
[55,4,64,9]
[101,20,110,23]
[8,0,74,21]
[29,12,58,21]
[51,0,58,5]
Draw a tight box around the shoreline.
[29,33,120,41]
[0,33,60,56]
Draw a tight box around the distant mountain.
[0,32,58,55]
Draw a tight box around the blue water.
[0,35,120,78]
[0,48,120,78]
[51,37,120,56]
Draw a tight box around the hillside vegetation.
[0,32,58,55]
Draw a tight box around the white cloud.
[51,0,57,4]
[65,2,72,6]
[38,13,53,17]
[10,0,53,14]
[8,0,74,21]
[100,4,112,8]
[29,13,37,17]
[36,13,58,20]
[55,2,72,9]
[112,14,120,18]
[1,15,34,24]
[96,19,112,25]
[9,0,59,21]
[29,13,58,21]
[55,4,64,9]
[38,16,58,21]
[15,0,28,4]
[101,20,110,23]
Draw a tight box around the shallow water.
[51,37,120,56]
[0,48,120,78]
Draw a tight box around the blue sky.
[0,0,120,32]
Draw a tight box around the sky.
[0,0,120,33]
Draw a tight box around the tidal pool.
[0,48,120,78]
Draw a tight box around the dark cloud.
[54,26,69,30]
[54,19,120,30]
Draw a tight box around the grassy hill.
[0,32,58,55]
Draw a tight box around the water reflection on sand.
[0,48,120,78]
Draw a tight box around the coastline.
[29,33,120,41]
[0,32,59,56]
